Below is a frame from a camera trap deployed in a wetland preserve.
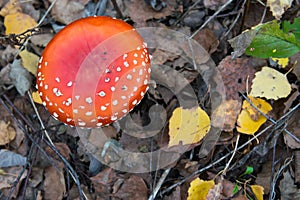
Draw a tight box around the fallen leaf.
[217,56,258,100]
[280,171,300,199]
[168,107,211,147]
[0,166,27,196]
[250,66,291,100]
[267,0,293,20]
[0,150,27,167]
[49,0,86,24]
[32,91,43,104]
[19,49,39,75]
[271,57,289,68]
[251,185,264,200]
[0,0,21,16]
[0,121,16,145]
[211,100,241,132]
[9,59,32,96]
[43,166,66,200]
[203,0,228,10]
[187,178,215,200]
[112,175,148,200]
[237,96,272,135]
[4,12,37,35]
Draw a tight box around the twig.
[222,134,240,175]
[110,0,123,18]
[269,156,293,200]
[148,168,171,200]
[189,0,234,39]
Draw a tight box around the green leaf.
[245,19,300,58]
[244,166,254,175]
[233,183,239,194]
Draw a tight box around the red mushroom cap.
[36,16,151,128]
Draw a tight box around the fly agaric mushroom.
[36,16,151,128]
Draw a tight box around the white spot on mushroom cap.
[101,106,107,111]
[45,61,48,66]
[133,60,138,65]
[111,116,117,121]
[53,88,63,96]
[116,67,121,72]
[85,111,93,116]
[75,95,80,100]
[55,77,60,83]
[66,118,72,122]
[67,81,73,87]
[127,74,132,80]
[78,122,86,126]
[112,100,118,106]
[132,99,137,105]
[53,112,59,118]
[73,109,78,114]
[124,61,129,67]
[86,97,93,104]
[98,91,106,97]
[111,86,115,92]
[97,122,103,127]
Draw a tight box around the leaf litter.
[0,0,299,199]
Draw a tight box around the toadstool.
[36,16,151,128]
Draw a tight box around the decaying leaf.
[267,0,293,20]
[0,121,16,145]
[0,150,27,168]
[187,178,215,200]
[43,166,66,200]
[237,96,272,135]
[250,66,291,100]
[19,49,39,75]
[9,59,32,96]
[211,100,241,132]
[251,185,264,200]
[168,107,210,147]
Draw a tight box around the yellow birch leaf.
[267,0,293,20]
[187,178,215,200]
[251,185,264,200]
[271,57,289,68]
[19,50,39,75]
[168,107,210,147]
[4,12,37,35]
[237,96,272,135]
[250,66,291,100]
[32,91,43,104]
[0,0,21,17]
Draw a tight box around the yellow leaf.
[237,96,272,135]
[0,0,21,17]
[271,57,289,68]
[19,50,39,75]
[267,0,293,20]
[250,66,291,100]
[4,12,37,35]
[251,185,264,200]
[187,178,215,200]
[168,107,210,147]
[32,91,43,104]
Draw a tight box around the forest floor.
[0,0,300,199]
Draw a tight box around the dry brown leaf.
[0,121,16,145]
[112,175,148,200]
[267,0,293,20]
[193,28,219,54]
[211,99,241,132]
[43,166,66,200]
[91,168,116,198]
[203,0,228,10]
[124,0,178,26]
[49,0,85,24]
[283,111,300,149]
[217,56,259,101]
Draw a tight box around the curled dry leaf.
[211,99,241,132]
[267,0,293,20]
[0,121,16,145]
